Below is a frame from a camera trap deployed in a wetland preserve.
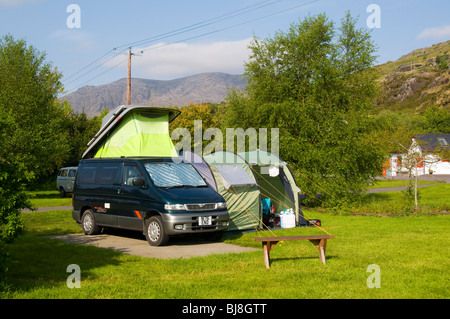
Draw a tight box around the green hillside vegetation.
[374,40,450,113]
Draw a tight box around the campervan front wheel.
[145,216,169,246]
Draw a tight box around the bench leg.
[262,241,278,269]
[309,239,328,264]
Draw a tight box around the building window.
[437,138,448,146]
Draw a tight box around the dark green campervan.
[72,105,229,246]
[72,157,229,246]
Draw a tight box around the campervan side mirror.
[132,178,146,188]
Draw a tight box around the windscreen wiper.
[163,184,207,189]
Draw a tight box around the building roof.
[413,134,450,152]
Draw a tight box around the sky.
[1,0,449,95]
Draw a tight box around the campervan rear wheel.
[145,216,169,246]
[81,209,100,235]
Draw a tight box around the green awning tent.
[238,149,306,226]
[82,105,180,159]
[201,151,262,231]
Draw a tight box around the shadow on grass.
[270,254,338,267]
[27,191,62,199]
[102,227,232,246]
[2,231,124,297]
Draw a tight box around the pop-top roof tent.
[238,149,306,226]
[82,105,181,159]
[200,150,262,231]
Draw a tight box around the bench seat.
[254,235,335,268]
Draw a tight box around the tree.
[0,35,69,274]
[170,103,222,154]
[225,12,384,205]
[0,158,31,278]
[0,35,70,178]
[63,109,106,167]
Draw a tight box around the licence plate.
[198,216,212,226]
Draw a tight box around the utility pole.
[114,47,143,105]
[127,49,132,105]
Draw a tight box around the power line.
[63,49,113,82]
[140,0,318,54]
[64,53,117,88]
[63,0,318,94]
[65,56,127,95]
[115,0,280,50]
[64,0,279,91]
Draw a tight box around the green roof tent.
[201,151,262,231]
[238,149,306,226]
[82,105,181,159]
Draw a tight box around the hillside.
[62,72,246,117]
[374,40,450,113]
[63,41,450,117]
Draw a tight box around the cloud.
[418,25,450,40]
[50,29,97,52]
[0,0,39,7]
[110,38,253,80]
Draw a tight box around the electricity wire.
[63,0,318,94]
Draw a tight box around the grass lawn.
[27,191,72,208]
[1,208,449,299]
[369,179,445,189]
[347,184,450,216]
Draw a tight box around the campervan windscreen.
[144,162,207,188]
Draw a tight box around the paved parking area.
[47,233,257,259]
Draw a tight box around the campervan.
[72,105,229,246]
[56,166,77,197]
[73,157,229,246]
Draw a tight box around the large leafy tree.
[0,35,70,179]
[0,35,69,254]
[225,12,384,205]
[63,109,106,167]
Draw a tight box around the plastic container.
[280,208,296,229]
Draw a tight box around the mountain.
[62,72,246,117]
[63,41,450,118]
[374,40,450,113]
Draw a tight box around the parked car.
[56,166,78,197]
[72,158,229,246]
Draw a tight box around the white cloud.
[0,0,39,7]
[110,38,253,80]
[50,29,96,52]
[418,25,450,40]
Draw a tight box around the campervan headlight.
[216,202,227,210]
[164,204,186,211]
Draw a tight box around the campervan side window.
[123,163,144,186]
[68,169,77,177]
[144,162,207,188]
[97,163,121,185]
[77,163,97,184]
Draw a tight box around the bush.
[436,54,449,70]
[0,159,32,277]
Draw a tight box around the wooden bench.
[254,235,335,269]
